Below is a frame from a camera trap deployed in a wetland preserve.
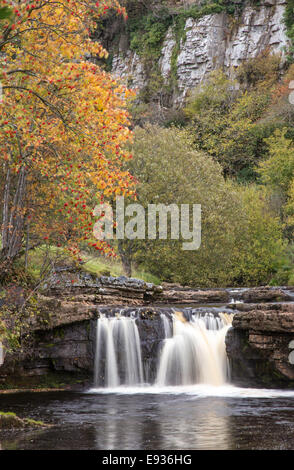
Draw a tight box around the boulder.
[241,287,293,303]
[232,309,294,333]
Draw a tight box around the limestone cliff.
[102,0,290,105]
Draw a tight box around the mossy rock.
[0,411,46,429]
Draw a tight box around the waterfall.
[94,316,119,387]
[94,315,144,387]
[93,310,233,389]
[0,341,3,366]
[156,312,232,387]
[160,313,173,338]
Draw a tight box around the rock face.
[110,0,289,104]
[0,319,96,386]
[112,51,146,90]
[241,287,293,303]
[0,306,168,386]
[232,309,294,333]
[228,302,294,312]
[158,286,229,304]
[175,13,227,102]
[226,307,294,388]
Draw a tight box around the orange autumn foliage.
[0,0,135,263]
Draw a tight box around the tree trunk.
[2,166,11,252]
[0,165,27,272]
[118,240,133,277]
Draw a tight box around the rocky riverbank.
[41,269,294,306]
[226,306,294,388]
[1,272,294,389]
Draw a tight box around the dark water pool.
[1,386,294,450]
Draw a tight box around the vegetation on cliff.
[284,0,294,62]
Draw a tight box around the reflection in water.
[195,408,231,450]
[93,394,232,450]
[1,391,294,450]
[156,398,231,450]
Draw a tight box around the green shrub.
[284,0,294,62]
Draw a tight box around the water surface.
[1,386,294,450]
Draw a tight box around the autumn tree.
[0,0,135,280]
[0,5,11,20]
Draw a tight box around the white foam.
[86,383,294,399]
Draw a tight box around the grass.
[81,255,161,284]
[0,411,16,417]
[24,245,162,285]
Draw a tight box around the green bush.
[121,125,287,286]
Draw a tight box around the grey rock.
[109,1,289,104]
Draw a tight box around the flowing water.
[1,309,294,450]
[160,313,172,339]
[155,312,230,386]
[93,311,232,389]
[94,315,143,387]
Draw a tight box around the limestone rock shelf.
[226,306,294,388]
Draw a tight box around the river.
[1,387,294,450]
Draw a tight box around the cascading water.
[156,311,232,387]
[0,341,3,366]
[93,310,233,389]
[160,313,173,339]
[94,315,144,387]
